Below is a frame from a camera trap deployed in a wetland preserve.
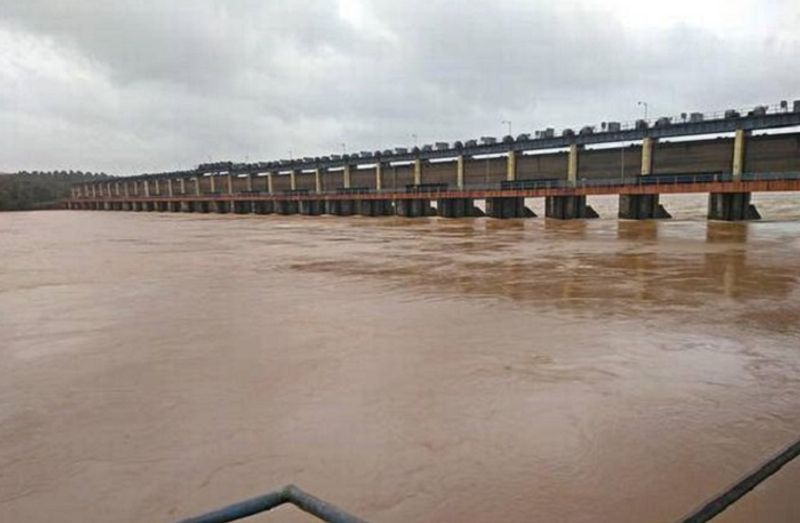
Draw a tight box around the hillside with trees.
[0,171,110,211]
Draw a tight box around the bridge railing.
[72,172,800,199]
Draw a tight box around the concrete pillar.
[144,180,150,197]
[209,175,216,193]
[568,144,580,186]
[395,198,432,217]
[438,198,484,218]
[124,182,130,197]
[315,169,323,194]
[545,196,599,219]
[506,151,518,182]
[413,158,422,186]
[154,178,160,195]
[732,129,748,181]
[227,174,234,194]
[290,170,297,191]
[115,182,121,196]
[106,182,112,197]
[457,156,465,189]
[708,192,760,221]
[167,179,174,197]
[618,194,671,219]
[641,137,656,176]
[485,197,535,219]
[91,184,97,198]
[375,163,383,191]
[343,165,352,189]
[193,177,201,196]
[179,178,186,195]
[246,173,254,192]
[267,173,274,194]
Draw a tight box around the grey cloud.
[1,0,798,174]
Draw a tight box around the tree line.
[0,171,111,211]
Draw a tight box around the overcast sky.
[1,0,798,174]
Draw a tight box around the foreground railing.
[175,484,369,523]
[176,435,799,523]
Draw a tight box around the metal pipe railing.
[175,484,370,523]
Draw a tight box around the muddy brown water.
[1,193,799,523]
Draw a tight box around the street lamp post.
[637,101,649,121]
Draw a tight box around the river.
[1,193,799,522]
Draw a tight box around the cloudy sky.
[1,0,798,174]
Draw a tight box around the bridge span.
[68,101,800,221]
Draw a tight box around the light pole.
[637,101,649,121]
[501,120,512,136]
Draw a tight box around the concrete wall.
[578,146,643,180]
[424,161,458,185]
[464,157,505,187]
[324,170,345,189]
[272,173,292,192]
[746,134,800,172]
[295,172,316,191]
[653,138,733,174]
[518,152,569,180]
[351,167,376,188]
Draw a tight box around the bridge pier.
[485,197,534,219]
[299,200,323,215]
[354,199,393,216]
[438,198,484,218]
[395,199,433,217]
[275,200,299,215]
[618,194,671,220]
[253,201,274,214]
[545,196,599,220]
[210,201,228,213]
[708,192,761,221]
[231,201,250,214]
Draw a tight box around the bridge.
[68,100,800,221]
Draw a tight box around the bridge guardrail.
[72,172,800,199]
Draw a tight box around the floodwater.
[1,193,799,523]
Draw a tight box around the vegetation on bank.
[0,171,110,211]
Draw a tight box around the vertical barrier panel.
[507,151,518,182]
[568,144,579,185]
[641,137,655,176]
[732,129,748,181]
[343,165,352,189]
